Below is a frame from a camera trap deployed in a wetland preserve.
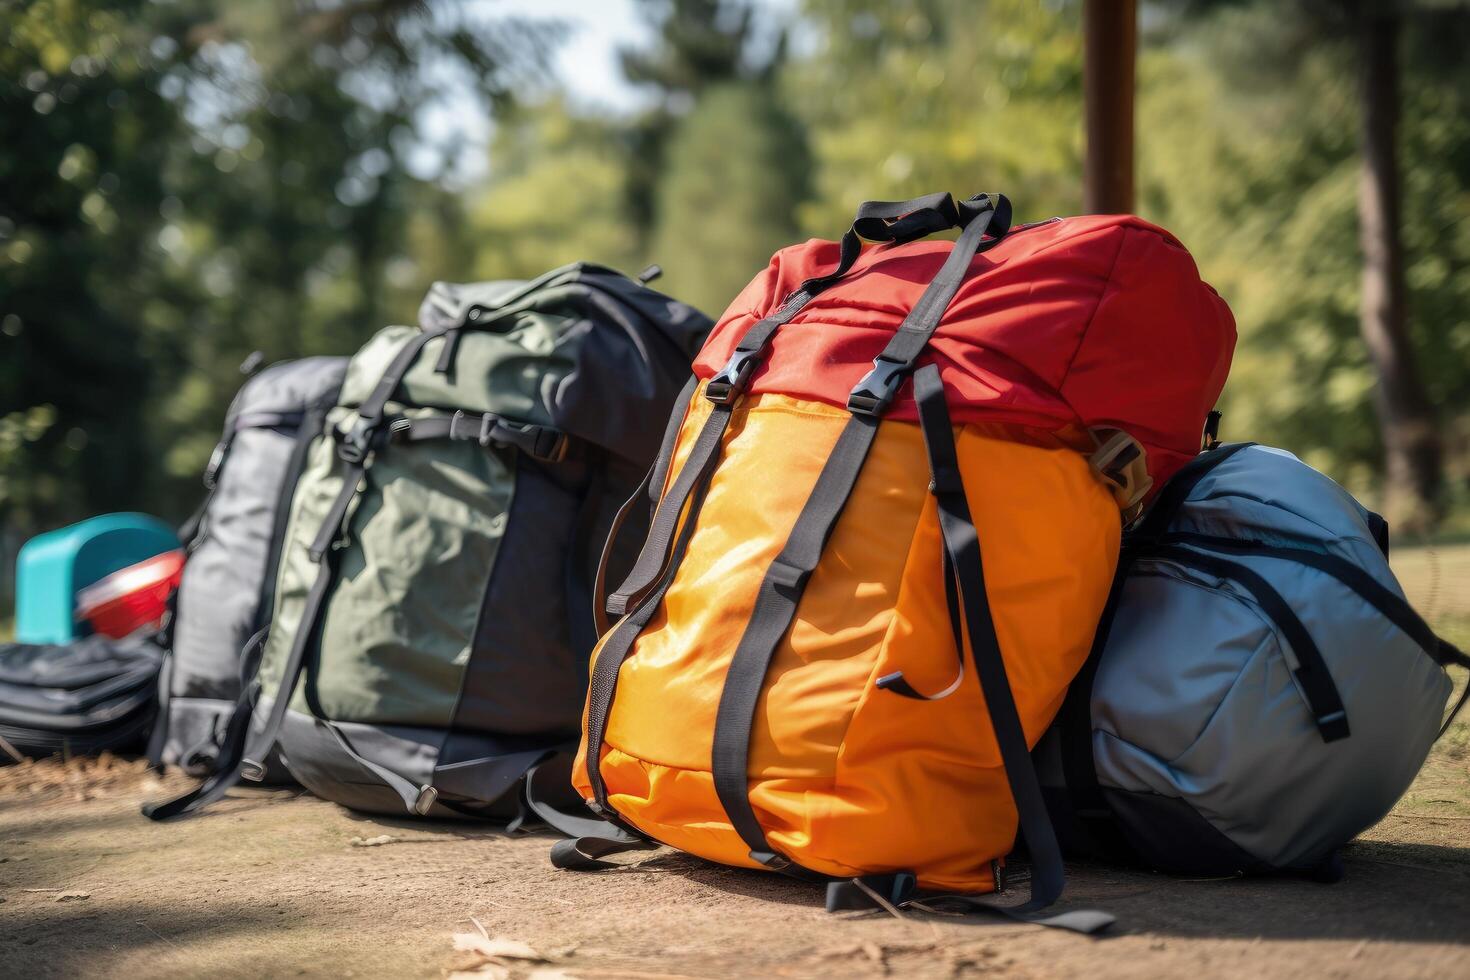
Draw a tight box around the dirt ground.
[1,559,1467,979]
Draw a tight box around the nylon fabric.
[1041,444,1456,873]
[230,267,709,819]
[692,215,1235,489]
[574,393,1118,891]
[262,405,515,727]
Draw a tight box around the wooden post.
[1083,0,1136,214]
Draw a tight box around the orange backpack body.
[566,194,1235,912]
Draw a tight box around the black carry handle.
[603,192,1011,624]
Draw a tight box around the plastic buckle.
[239,759,266,782]
[446,409,469,441]
[705,348,762,405]
[847,356,909,416]
[337,417,376,465]
[531,428,569,463]
[202,441,227,489]
[411,785,439,815]
[1316,710,1350,742]
[1089,427,1154,521]
[765,558,805,596]
[750,850,791,871]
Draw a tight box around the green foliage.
[789,0,1084,234]
[1138,2,1470,504]
[467,101,640,280]
[2,0,185,532]
[0,0,547,556]
[618,0,775,246]
[651,83,809,314]
[4,0,1469,614]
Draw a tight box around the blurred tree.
[650,82,810,314]
[789,0,1085,234]
[0,0,552,571]
[620,0,775,249]
[1,0,185,542]
[466,99,640,280]
[1146,0,1470,528]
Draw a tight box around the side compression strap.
[711,412,881,871]
[142,628,269,819]
[603,190,993,620]
[523,757,659,870]
[238,519,345,780]
[583,458,719,812]
[910,364,1073,919]
[394,410,570,462]
[592,375,699,637]
[707,196,1011,873]
[1052,439,1256,859]
[1152,545,1350,742]
[1160,530,1470,739]
[1054,567,1139,863]
[821,367,1114,934]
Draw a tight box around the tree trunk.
[1083,0,1136,214]
[1356,11,1441,530]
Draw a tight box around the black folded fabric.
[0,632,162,760]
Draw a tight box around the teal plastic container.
[14,513,179,644]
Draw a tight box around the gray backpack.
[150,356,348,775]
[147,265,710,821]
[1038,442,1468,877]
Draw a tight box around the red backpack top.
[694,213,1236,488]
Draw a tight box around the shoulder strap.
[705,196,1011,872]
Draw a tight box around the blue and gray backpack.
[1039,442,1468,877]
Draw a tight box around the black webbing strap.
[1152,545,1350,742]
[874,545,966,700]
[144,647,174,768]
[582,458,720,812]
[320,719,438,814]
[604,191,998,620]
[602,284,851,617]
[524,756,660,869]
[238,538,341,780]
[1051,441,1256,859]
[707,196,1011,874]
[710,411,881,870]
[390,410,571,462]
[1442,644,1470,739]
[255,403,334,635]
[601,402,733,620]
[592,376,699,636]
[142,628,269,820]
[907,364,1078,920]
[1159,530,1470,740]
[1054,567,1139,863]
[846,194,1011,415]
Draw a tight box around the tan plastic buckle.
[1089,428,1153,523]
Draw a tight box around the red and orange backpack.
[548,192,1235,926]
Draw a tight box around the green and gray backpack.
[147,264,711,820]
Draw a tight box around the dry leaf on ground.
[451,933,546,962]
